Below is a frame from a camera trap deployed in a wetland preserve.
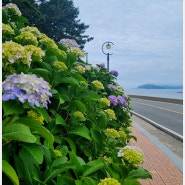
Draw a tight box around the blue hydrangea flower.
[2,73,52,109]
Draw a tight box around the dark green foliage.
[2,0,93,48]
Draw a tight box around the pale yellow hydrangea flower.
[98,178,121,185]
[85,65,91,70]
[103,156,113,163]
[118,146,144,165]
[2,41,31,66]
[39,33,58,50]
[91,80,104,90]
[27,110,44,124]
[104,109,116,120]
[105,128,120,138]
[21,26,41,38]
[79,81,88,87]
[2,23,14,35]
[118,130,127,139]
[58,49,67,59]
[73,111,85,120]
[74,65,85,73]
[99,98,110,107]
[3,3,22,16]
[69,47,85,58]
[53,61,68,70]
[25,45,45,62]
[127,126,133,132]
[15,31,38,46]
[54,150,62,157]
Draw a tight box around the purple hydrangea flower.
[58,38,79,49]
[108,84,116,90]
[117,96,127,106]
[2,73,52,109]
[99,63,105,68]
[123,94,128,100]
[109,70,119,77]
[108,95,118,106]
[94,66,100,72]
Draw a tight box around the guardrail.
[128,95,183,105]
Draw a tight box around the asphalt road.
[130,98,183,135]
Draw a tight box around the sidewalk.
[131,117,183,185]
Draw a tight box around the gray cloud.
[74,0,183,89]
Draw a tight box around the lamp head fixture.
[106,43,111,50]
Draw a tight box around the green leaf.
[82,158,105,177]
[40,145,52,165]
[2,160,19,185]
[22,144,44,164]
[2,10,9,23]
[37,107,50,123]
[44,164,76,183]
[28,68,50,78]
[82,177,98,185]
[79,91,99,101]
[71,73,87,82]
[127,167,152,179]
[63,137,76,154]
[51,156,68,168]
[11,16,29,23]
[123,179,141,185]
[75,180,82,185]
[71,100,87,113]
[69,152,85,175]
[56,175,75,185]
[3,124,36,143]
[15,117,54,147]
[14,156,24,179]
[104,162,120,179]
[45,55,58,64]
[19,149,35,185]
[56,114,66,125]
[66,52,76,65]
[70,126,91,140]
[3,101,24,116]
[97,114,107,129]
[60,77,79,86]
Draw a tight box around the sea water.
[124,88,183,100]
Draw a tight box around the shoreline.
[128,95,183,105]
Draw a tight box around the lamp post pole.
[83,51,88,63]
[102,41,114,71]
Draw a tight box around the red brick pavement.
[131,126,183,185]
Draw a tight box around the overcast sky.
[73,0,183,90]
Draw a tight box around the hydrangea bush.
[2,3,152,185]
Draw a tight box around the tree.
[2,0,93,48]
[2,0,45,26]
[38,0,93,48]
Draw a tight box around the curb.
[131,111,183,141]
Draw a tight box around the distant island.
[138,84,183,89]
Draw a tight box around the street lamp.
[102,41,114,71]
